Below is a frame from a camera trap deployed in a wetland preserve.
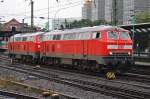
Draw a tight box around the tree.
[60,25,64,30]
[66,19,107,29]
[135,11,150,23]
[93,20,107,26]
[43,21,49,32]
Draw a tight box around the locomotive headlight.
[38,45,40,48]
[109,52,113,55]
[128,52,131,55]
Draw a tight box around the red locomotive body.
[8,26,133,73]
[8,32,44,62]
[41,26,133,72]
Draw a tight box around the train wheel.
[10,58,14,64]
[41,57,46,64]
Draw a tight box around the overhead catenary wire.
[0,0,83,21]
[1,0,149,19]
[7,0,83,16]
[2,1,83,19]
[36,1,83,18]
[2,6,149,18]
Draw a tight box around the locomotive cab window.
[108,31,118,39]
[120,32,130,39]
[38,35,43,42]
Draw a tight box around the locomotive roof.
[11,25,127,37]
[45,25,126,35]
[13,32,44,37]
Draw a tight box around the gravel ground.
[0,62,150,99]
[0,68,114,99]
[0,95,16,99]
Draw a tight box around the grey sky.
[0,0,83,27]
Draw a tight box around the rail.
[134,52,150,57]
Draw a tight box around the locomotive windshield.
[120,32,130,39]
[108,31,118,39]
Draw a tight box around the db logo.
[57,44,60,48]
[118,45,124,49]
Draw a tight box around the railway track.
[0,57,150,98]
[120,73,150,84]
[1,56,150,84]
[121,64,150,83]
[0,64,150,99]
[0,54,9,60]
[0,89,39,99]
[1,53,150,82]
[130,64,150,75]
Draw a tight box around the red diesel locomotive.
[8,26,133,73]
[40,26,133,72]
[8,32,44,63]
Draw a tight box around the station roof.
[119,23,150,34]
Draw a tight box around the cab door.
[83,40,88,56]
[42,42,47,55]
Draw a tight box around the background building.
[1,18,24,32]
[82,0,92,20]
[105,0,113,23]
[0,18,42,33]
[82,0,150,25]
[91,0,105,21]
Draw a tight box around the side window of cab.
[92,32,101,39]
[96,32,101,39]
[38,35,43,42]
[95,32,101,39]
